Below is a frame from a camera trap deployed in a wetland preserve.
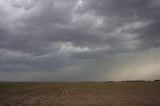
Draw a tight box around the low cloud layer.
[0,0,160,81]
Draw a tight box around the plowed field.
[0,82,160,106]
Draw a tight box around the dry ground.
[0,82,160,106]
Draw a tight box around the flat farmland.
[0,82,160,106]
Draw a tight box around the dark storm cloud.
[0,0,160,81]
[82,0,160,49]
[0,28,7,40]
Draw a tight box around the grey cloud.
[82,0,160,49]
[0,0,160,81]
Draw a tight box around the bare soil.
[0,82,160,106]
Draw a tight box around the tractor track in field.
[49,87,107,96]
[51,88,74,96]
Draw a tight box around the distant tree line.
[104,80,160,83]
[121,80,146,82]
[154,80,160,82]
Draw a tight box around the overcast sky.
[0,0,160,81]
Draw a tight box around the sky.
[0,0,160,81]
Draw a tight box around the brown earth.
[0,82,160,106]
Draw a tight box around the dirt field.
[0,82,160,106]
